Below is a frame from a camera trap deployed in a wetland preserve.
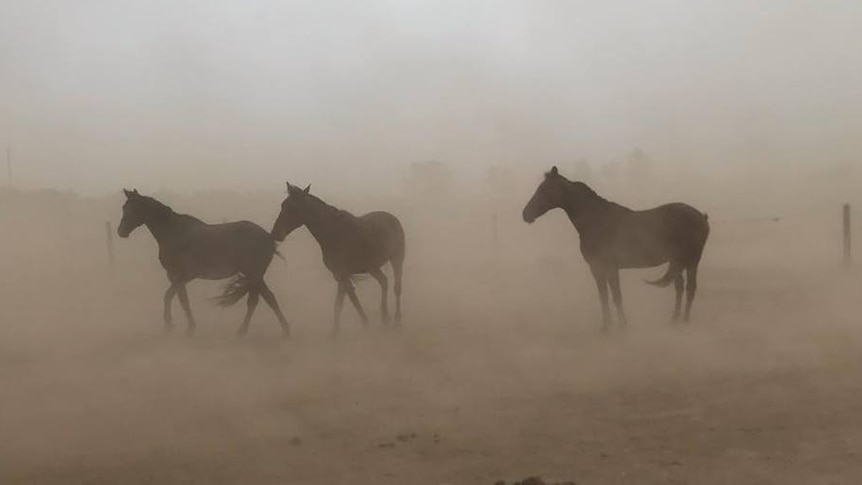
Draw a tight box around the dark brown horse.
[118,189,289,337]
[271,183,405,336]
[523,166,709,331]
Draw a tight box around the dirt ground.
[2,191,862,484]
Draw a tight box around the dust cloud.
[3,1,862,484]
[2,162,862,484]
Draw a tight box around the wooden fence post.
[106,221,115,270]
[844,203,852,269]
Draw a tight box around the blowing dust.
[1,163,861,484]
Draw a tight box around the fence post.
[844,203,852,269]
[106,221,115,270]
[6,146,12,189]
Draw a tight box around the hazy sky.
[1,1,861,194]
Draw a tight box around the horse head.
[272,182,311,241]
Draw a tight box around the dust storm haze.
[2,1,862,484]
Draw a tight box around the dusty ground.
[2,192,862,484]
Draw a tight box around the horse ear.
[123,189,134,198]
[303,184,311,194]
[133,189,139,195]
[550,166,559,176]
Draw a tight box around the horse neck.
[303,198,351,250]
[561,184,624,234]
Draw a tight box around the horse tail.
[644,262,684,288]
[215,275,252,307]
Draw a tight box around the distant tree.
[626,148,653,188]
[404,161,453,198]
[598,161,622,189]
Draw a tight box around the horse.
[522,166,710,331]
[117,189,290,337]
[271,183,405,336]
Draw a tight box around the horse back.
[647,203,709,241]
[622,203,708,262]
[160,220,276,279]
[319,211,404,275]
[584,202,707,269]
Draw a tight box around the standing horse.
[117,189,290,337]
[271,183,405,336]
[522,166,709,331]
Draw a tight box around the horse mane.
[569,180,599,198]
[140,195,207,225]
[559,176,631,213]
[304,192,355,220]
[550,170,600,199]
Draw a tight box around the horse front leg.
[174,281,197,336]
[607,267,627,329]
[163,285,177,333]
[589,264,612,333]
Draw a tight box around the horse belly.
[614,239,669,269]
[175,248,241,280]
[324,250,386,276]
[618,254,668,269]
[197,265,238,280]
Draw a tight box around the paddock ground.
[2,195,862,484]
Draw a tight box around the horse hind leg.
[369,268,391,326]
[392,256,404,326]
[683,264,699,322]
[237,286,261,337]
[672,273,685,323]
[163,285,177,333]
[259,281,290,337]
